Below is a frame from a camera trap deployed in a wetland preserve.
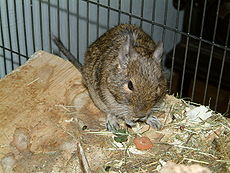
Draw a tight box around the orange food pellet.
[133,136,153,150]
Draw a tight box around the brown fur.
[53,24,168,131]
[82,24,167,131]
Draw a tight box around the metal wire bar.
[169,0,181,93]
[161,0,168,42]
[22,0,28,57]
[0,7,7,75]
[48,0,51,52]
[215,18,230,110]
[191,0,208,100]
[76,0,79,60]
[0,45,29,59]
[30,0,35,53]
[67,0,70,50]
[81,0,230,52]
[150,0,156,37]
[97,0,100,37]
[86,0,89,46]
[140,0,144,28]
[107,1,110,29]
[118,0,121,25]
[5,0,14,70]
[128,0,132,24]
[57,0,60,38]
[179,0,194,97]
[203,0,221,104]
[39,0,44,50]
[227,97,230,114]
[13,0,21,66]
[56,0,60,55]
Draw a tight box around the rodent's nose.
[134,112,146,118]
[133,104,149,118]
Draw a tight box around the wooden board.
[0,51,105,172]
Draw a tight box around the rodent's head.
[107,34,168,119]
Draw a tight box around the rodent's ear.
[153,42,164,61]
[118,35,134,69]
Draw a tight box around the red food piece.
[133,136,153,150]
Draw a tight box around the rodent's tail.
[51,34,83,72]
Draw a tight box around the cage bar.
[150,0,156,37]
[22,0,28,57]
[86,0,89,47]
[5,0,14,70]
[39,0,43,50]
[128,0,132,24]
[191,0,208,100]
[57,0,60,39]
[97,0,100,37]
[118,0,121,25]
[0,7,7,75]
[76,0,79,61]
[215,18,230,111]
[48,0,51,52]
[140,0,144,28]
[161,0,168,42]
[30,0,36,53]
[107,1,110,29]
[203,0,221,104]
[179,0,194,97]
[13,0,21,66]
[169,0,181,93]
[0,45,28,59]
[227,97,230,114]
[67,0,70,51]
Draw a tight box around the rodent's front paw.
[106,114,120,132]
[146,115,161,129]
[124,119,136,127]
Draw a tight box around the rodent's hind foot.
[106,114,120,132]
[146,115,161,129]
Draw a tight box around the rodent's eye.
[127,80,134,91]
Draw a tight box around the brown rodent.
[52,24,168,132]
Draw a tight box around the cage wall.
[0,0,229,114]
